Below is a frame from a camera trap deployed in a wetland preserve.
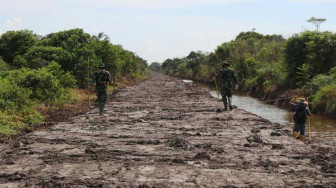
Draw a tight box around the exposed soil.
[0,73,335,187]
[40,101,94,125]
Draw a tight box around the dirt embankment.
[0,74,335,187]
[246,86,317,113]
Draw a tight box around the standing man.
[216,62,238,111]
[289,98,311,143]
[93,63,112,116]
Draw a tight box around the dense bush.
[0,57,10,71]
[46,62,76,88]
[0,28,148,135]
[285,31,336,88]
[313,83,336,116]
[6,68,71,106]
[309,67,336,116]
[308,74,333,94]
[0,77,44,135]
[23,46,72,69]
[0,30,37,65]
[0,78,32,111]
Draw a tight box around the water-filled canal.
[183,80,336,143]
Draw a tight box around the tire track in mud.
[0,74,335,187]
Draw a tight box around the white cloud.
[0,29,3,36]
[0,0,251,11]
[5,18,22,31]
[82,0,251,10]
[0,0,62,10]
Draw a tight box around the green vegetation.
[149,62,162,72]
[0,29,148,135]
[161,30,336,117]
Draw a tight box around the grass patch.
[0,109,43,135]
[69,89,96,102]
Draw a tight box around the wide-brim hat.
[299,98,308,105]
[98,63,105,68]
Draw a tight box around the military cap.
[98,63,106,68]
[222,62,230,67]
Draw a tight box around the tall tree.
[149,62,162,72]
[0,30,37,65]
[307,17,326,31]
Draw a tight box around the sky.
[0,0,336,63]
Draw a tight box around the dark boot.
[223,97,228,111]
[102,102,106,115]
[98,102,104,116]
[228,97,233,110]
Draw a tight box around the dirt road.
[0,74,335,187]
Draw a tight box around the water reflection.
[210,91,291,124]
[207,88,336,142]
[182,80,193,83]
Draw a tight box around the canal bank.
[183,79,336,144]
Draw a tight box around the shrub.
[46,62,76,88]
[0,78,32,111]
[23,46,72,69]
[308,74,333,95]
[7,68,71,106]
[0,57,11,77]
[0,57,10,71]
[0,77,44,135]
[313,83,336,116]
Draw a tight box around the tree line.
[160,31,336,117]
[0,29,148,135]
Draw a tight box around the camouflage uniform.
[94,64,112,115]
[218,65,237,111]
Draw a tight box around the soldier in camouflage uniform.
[93,63,112,116]
[217,62,237,111]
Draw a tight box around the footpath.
[0,74,335,187]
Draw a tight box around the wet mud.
[0,74,335,187]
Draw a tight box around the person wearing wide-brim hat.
[93,63,112,116]
[215,61,238,111]
[299,98,308,105]
[289,97,311,143]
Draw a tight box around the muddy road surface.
[0,74,335,187]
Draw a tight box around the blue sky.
[0,0,335,63]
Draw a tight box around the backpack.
[220,68,235,88]
[294,105,306,123]
[95,70,108,86]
